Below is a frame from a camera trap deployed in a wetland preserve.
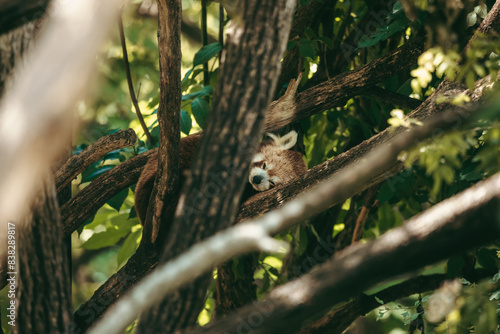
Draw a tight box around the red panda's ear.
[267,131,297,150]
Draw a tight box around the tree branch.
[188,172,500,334]
[299,270,493,334]
[55,129,137,193]
[264,35,426,131]
[364,86,423,110]
[140,0,181,246]
[136,1,299,332]
[61,149,156,238]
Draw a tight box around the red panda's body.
[134,131,306,228]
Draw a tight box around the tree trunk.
[15,176,72,334]
[136,1,297,332]
[0,21,40,97]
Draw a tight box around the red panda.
[134,131,306,226]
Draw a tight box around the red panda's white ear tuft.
[267,130,298,150]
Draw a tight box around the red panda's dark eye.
[263,163,266,169]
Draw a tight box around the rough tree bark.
[136,1,297,332]
[0,21,40,97]
[187,172,500,334]
[141,0,181,247]
[55,129,137,193]
[15,176,73,334]
[0,20,40,290]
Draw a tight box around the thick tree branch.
[140,0,181,246]
[299,270,493,334]
[264,35,426,131]
[55,129,137,193]
[275,0,332,97]
[189,172,500,334]
[136,2,298,332]
[61,149,156,238]
[364,86,423,110]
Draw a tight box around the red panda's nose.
[252,175,262,184]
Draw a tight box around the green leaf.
[304,27,314,39]
[298,38,316,58]
[117,227,142,267]
[295,226,309,256]
[375,296,385,304]
[182,85,213,101]
[150,126,159,142]
[181,68,194,84]
[82,214,134,250]
[193,43,222,67]
[318,36,334,49]
[478,248,498,271]
[81,164,115,183]
[377,181,397,203]
[392,1,403,14]
[287,40,297,50]
[489,290,500,301]
[490,271,500,283]
[107,188,129,212]
[358,18,408,49]
[181,109,192,135]
[192,97,210,128]
[268,267,280,277]
[446,256,465,277]
[262,271,270,291]
[128,206,137,219]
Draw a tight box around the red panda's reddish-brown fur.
[134,132,202,225]
[134,131,307,228]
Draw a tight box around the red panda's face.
[248,131,305,192]
[249,151,281,191]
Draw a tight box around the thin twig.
[201,0,210,86]
[219,4,224,67]
[118,13,154,146]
